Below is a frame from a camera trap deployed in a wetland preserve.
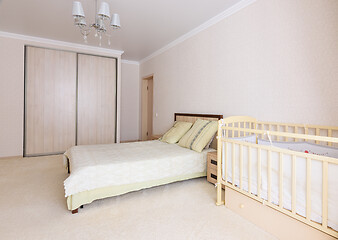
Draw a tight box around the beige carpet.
[0,155,277,240]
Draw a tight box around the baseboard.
[120,140,140,143]
[0,155,23,160]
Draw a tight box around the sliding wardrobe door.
[77,54,116,145]
[25,47,77,156]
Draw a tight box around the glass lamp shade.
[74,18,87,27]
[98,2,110,19]
[111,13,121,28]
[72,1,85,18]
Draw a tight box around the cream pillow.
[161,121,193,144]
[178,119,218,152]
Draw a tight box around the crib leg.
[71,208,78,214]
[216,183,224,205]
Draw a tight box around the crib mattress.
[222,140,338,231]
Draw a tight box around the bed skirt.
[67,172,206,210]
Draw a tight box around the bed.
[216,116,338,239]
[64,113,223,213]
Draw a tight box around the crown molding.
[121,59,140,65]
[0,31,124,56]
[140,0,256,64]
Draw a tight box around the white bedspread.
[64,140,211,197]
[222,140,338,231]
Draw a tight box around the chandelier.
[72,0,121,46]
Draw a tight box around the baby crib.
[216,116,338,239]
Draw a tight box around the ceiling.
[0,0,242,61]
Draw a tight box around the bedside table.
[206,151,224,188]
[207,151,217,184]
[150,135,162,140]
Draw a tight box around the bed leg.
[71,208,78,214]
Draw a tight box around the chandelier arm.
[80,28,91,36]
[79,24,91,32]
[73,0,120,45]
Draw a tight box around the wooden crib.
[216,116,338,240]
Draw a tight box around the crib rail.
[216,116,338,238]
[257,121,338,146]
[222,126,338,146]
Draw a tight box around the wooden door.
[141,76,153,140]
[25,47,77,156]
[77,54,117,145]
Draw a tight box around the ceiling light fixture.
[72,0,121,46]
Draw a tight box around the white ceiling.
[0,0,242,61]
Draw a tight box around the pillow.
[178,119,218,152]
[160,121,193,144]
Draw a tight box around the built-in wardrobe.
[24,46,117,156]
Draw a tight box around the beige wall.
[0,34,122,158]
[140,0,338,135]
[121,62,140,141]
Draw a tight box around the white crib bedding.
[64,140,211,197]
[222,139,338,231]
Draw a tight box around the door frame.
[141,74,154,140]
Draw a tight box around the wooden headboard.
[174,113,223,150]
[175,113,223,122]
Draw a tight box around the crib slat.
[305,127,309,142]
[315,128,320,144]
[243,122,246,137]
[257,148,261,198]
[232,143,235,186]
[224,142,228,183]
[294,127,298,142]
[240,145,243,189]
[306,158,311,220]
[248,146,252,194]
[328,130,332,146]
[285,125,288,141]
[277,125,280,141]
[240,122,243,136]
[279,153,283,208]
[268,150,271,203]
[263,124,266,139]
[322,161,328,228]
[292,155,296,214]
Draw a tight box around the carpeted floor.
[0,155,277,240]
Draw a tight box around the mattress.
[64,140,211,198]
[222,139,338,231]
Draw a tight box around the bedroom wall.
[0,34,122,158]
[140,0,338,135]
[121,62,140,141]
